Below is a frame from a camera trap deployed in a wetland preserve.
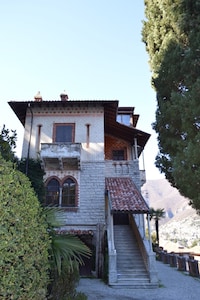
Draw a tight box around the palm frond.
[52,235,91,275]
[43,206,66,228]
[43,206,92,276]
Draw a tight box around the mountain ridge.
[141,179,200,247]
[142,178,191,221]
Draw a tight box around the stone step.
[116,251,141,256]
[110,279,158,289]
[117,264,146,269]
[118,273,148,279]
[117,256,144,261]
[117,259,144,263]
[113,224,149,288]
[118,271,146,276]
[118,275,149,280]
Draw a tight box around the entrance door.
[113,213,129,225]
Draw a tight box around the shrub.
[17,158,45,204]
[0,156,50,299]
[49,260,80,300]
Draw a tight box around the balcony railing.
[40,143,81,170]
[105,160,146,185]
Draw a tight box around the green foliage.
[149,208,165,221]
[149,208,165,245]
[0,124,17,162]
[0,156,50,299]
[44,207,91,277]
[190,240,198,248]
[49,260,81,300]
[17,158,45,204]
[151,232,157,245]
[44,207,91,299]
[142,0,200,212]
[51,234,91,275]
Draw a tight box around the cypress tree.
[142,0,200,211]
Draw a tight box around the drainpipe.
[25,103,33,175]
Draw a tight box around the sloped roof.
[8,100,150,149]
[105,177,149,214]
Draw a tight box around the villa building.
[9,92,158,287]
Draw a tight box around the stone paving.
[77,260,200,300]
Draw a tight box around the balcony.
[105,160,146,186]
[40,143,81,170]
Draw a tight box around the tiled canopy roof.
[105,177,149,214]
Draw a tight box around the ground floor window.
[46,178,59,206]
[62,178,76,207]
[45,176,78,208]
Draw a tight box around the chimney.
[34,91,43,102]
[60,91,68,101]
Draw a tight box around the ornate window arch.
[62,176,78,207]
[45,177,60,206]
[45,176,78,208]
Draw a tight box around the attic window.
[117,114,131,126]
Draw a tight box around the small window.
[62,178,76,207]
[46,178,60,206]
[112,150,125,160]
[117,114,130,126]
[54,123,74,142]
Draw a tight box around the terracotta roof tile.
[105,177,149,213]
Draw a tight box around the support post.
[134,137,138,159]
[147,213,153,252]
[96,223,105,278]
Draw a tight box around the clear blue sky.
[0,0,164,180]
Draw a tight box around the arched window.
[62,178,76,207]
[45,176,78,208]
[46,178,60,206]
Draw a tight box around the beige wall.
[22,105,104,161]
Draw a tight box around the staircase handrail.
[106,191,117,284]
[106,191,115,251]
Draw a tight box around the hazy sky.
[0,0,164,180]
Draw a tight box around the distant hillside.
[142,179,200,247]
[142,179,191,221]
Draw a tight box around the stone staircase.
[112,225,155,288]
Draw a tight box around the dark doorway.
[113,213,129,225]
[78,235,95,277]
[79,255,93,276]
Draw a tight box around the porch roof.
[105,177,149,214]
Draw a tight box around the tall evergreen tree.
[142,0,200,212]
